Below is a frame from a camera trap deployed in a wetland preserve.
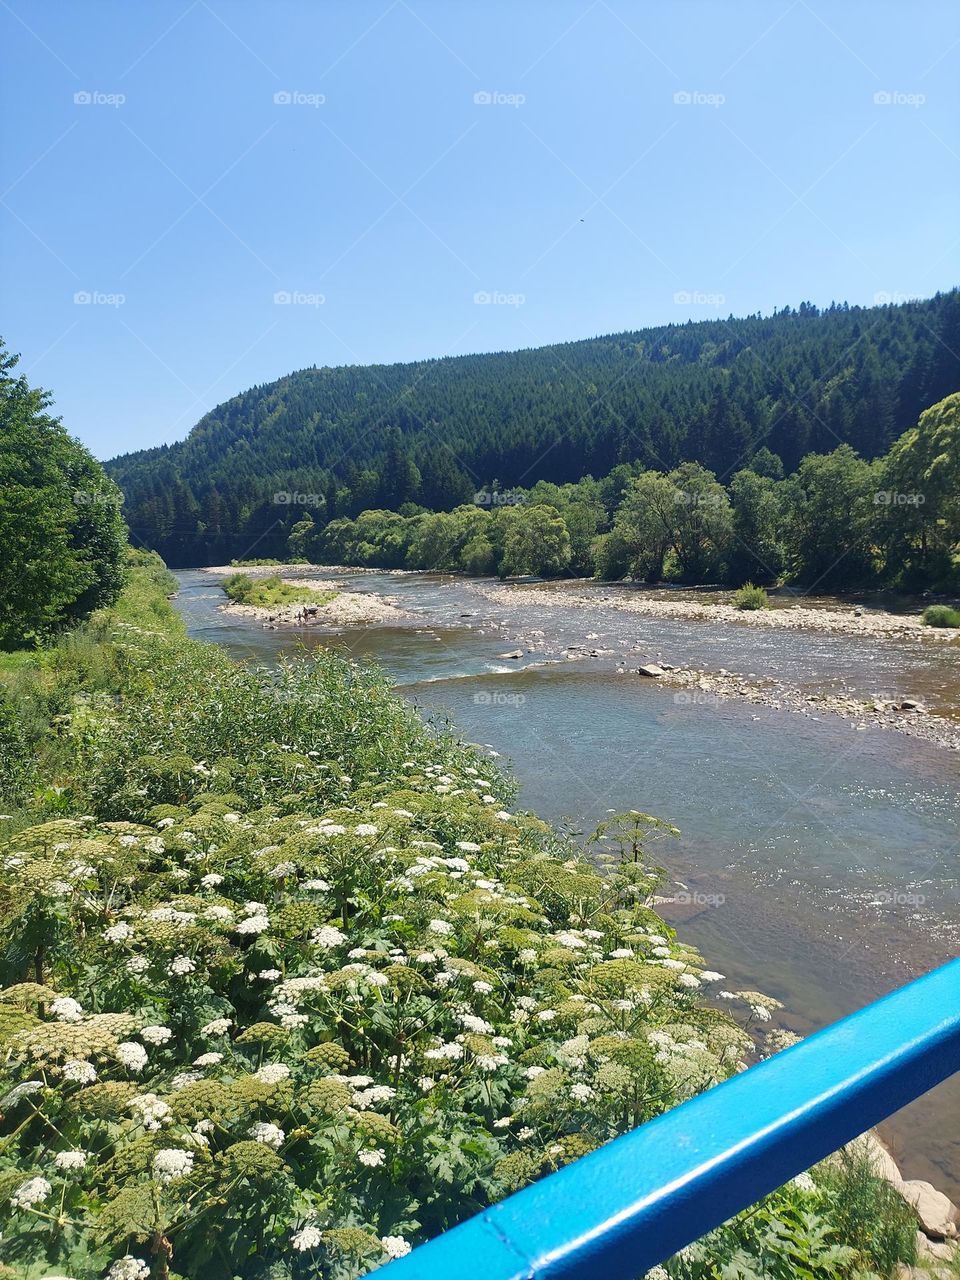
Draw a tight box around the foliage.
[105,295,960,568]
[0,340,126,649]
[921,604,960,628]
[733,584,769,611]
[221,574,337,609]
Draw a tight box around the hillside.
[106,293,960,567]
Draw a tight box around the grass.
[222,572,337,609]
[733,582,770,610]
[921,604,960,628]
[229,557,285,566]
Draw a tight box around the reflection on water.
[173,569,960,1195]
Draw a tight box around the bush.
[733,582,769,610]
[921,604,960,628]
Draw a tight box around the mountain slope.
[106,293,960,566]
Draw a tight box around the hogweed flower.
[11,1176,51,1209]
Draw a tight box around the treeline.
[105,293,960,567]
[291,394,960,592]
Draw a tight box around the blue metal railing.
[384,957,960,1279]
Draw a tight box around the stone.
[498,650,523,660]
[638,664,665,678]
[846,1131,903,1186]
[901,1181,959,1238]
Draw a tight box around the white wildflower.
[201,1017,232,1035]
[311,925,347,948]
[200,873,223,887]
[193,1052,223,1067]
[104,923,132,943]
[62,1059,96,1084]
[254,1063,290,1084]
[140,1025,173,1045]
[116,1042,149,1073]
[381,1236,412,1258]
[428,918,453,936]
[107,1259,150,1280]
[152,1148,194,1182]
[248,1121,285,1148]
[11,1176,51,1209]
[358,1147,385,1167]
[50,996,83,1022]
[54,1149,88,1170]
[291,1225,324,1251]
[235,914,270,935]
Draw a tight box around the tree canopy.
[0,341,126,649]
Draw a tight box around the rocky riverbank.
[624,661,960,752]
[474,580,959,642]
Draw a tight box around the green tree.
[728,468,786,585]
[611,471,679,582]
[879,393,960,588]
[668,462,734,581]
[782,445,878,588]
[0,341,126,648]
[500,505,572,578]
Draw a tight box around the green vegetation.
[283,394,960,592]
[921,604,960,628]
[221,572,337,609]
[0,340,126,649]
[230,557,285,567]
[734,583,769,610]
[0,559,918,1279]
[105,294,960,569]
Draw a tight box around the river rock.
[498,650,524,659]
[638,664,665,677]
[846,1131,903,1185]
[900,1180,959,1238]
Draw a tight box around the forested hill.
[107,293,960,567]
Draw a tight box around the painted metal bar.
[383,957,960,1280]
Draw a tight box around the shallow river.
[174,568,960,1197]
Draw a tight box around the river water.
[173,568,960,1197]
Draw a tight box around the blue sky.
[2,0,958,460]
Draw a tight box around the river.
[173,567,960,1197]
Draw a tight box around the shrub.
[733,582,769,610]
[921,604,960,628]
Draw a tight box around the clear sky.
[2,0,958,460]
